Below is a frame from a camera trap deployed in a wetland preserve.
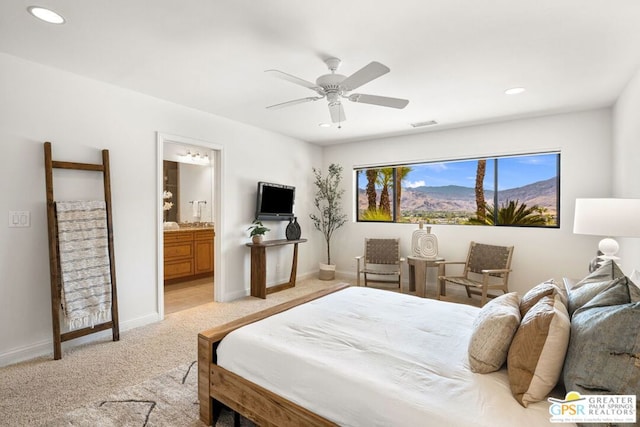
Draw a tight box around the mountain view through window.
[356,152,560,227]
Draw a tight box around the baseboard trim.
[0,312,161,368]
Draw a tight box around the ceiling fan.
[265,57,409,124]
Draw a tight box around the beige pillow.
[507,294,570,407]
[519,279,566,317]
[468,292,521,373]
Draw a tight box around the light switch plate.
[8,211,30,228]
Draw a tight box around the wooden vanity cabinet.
[194,229,215,275]
[164,229,214,283]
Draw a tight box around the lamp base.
[598,237,620,259]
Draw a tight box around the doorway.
[156,133,223,319]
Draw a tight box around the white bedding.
[218,287,565,427]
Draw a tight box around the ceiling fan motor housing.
[316,73,347,93]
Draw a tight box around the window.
[356,152,560,227]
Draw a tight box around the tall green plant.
[310,164,348,265]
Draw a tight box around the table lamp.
[573,198,640,262]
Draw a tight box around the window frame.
[355,152,561,228]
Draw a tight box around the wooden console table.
[246,238,307,299]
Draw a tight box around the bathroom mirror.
[163,144,214,225]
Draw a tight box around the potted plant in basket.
[248,219,270,244]
[310,163,348,280]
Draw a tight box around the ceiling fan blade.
[265,69,324,94]
[266,96,323,109]
[348,93,409,109]
[329,102,346,123]
[340,61,390,91]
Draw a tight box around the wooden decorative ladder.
[43,141,120,360]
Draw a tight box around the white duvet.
[218,286,564,426]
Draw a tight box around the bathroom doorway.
[156,133,223,318]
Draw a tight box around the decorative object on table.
[573,198,640,268]
[248,219,270,244]
[310,164,348,280]
[411,221,438,258]
[163,221,179,230]
[285,217,301,240]
[163,190,173,222]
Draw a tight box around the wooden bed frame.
[198,283,349,426]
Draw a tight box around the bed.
[198,283,571,426]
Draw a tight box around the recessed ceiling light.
[505,87,526,95]
[27,6,65,24]
[318,123,331,128]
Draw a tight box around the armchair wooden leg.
[481,287,489,307]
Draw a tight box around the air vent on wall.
[410,120,438,128]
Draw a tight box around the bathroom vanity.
[164,226,215,283]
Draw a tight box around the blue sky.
[358,153,558,190]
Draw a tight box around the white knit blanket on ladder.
[56,200,112,330]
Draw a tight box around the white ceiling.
[2,1,640,145]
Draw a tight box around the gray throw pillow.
[574,259,625,287]
[563,302,640,416]
[568,277,627,315]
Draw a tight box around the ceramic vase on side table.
[286,217,301,240]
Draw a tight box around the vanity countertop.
[163,224,214,232]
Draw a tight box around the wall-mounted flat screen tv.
[255,181,295,221]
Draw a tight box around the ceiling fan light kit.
[265,57,409,124]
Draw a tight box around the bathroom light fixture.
[318,123,331,128]
[27,6,65,24]
[505,87,526,95]
[179,150,210,165]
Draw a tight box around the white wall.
[0,53,323,366]
[324,110,613,295]
[613,66,640,274]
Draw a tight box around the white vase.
[318,263,336,281]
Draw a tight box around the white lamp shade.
[573,198,640,237]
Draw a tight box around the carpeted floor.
[0,277,472,426]
[0,278,346,426]
[49,361,255,426]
